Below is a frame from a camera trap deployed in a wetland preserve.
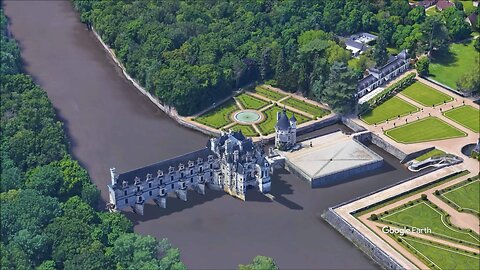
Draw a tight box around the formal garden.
[443,105,480,133]
[436,178,480,215]
[192,86,329,137]
[378,199,480,246]
[400,82,453,107]
[394,234,480,270]
[384,117,467,144]
[361,96,419,125]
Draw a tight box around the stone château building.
[275,109,297,151]
[357,50,409,98]
[107,130,271,214]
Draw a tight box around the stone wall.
[91,28,221,137]
[401,146,436,164]
[322,209,405,270]
[370,134,407,161]
[342,117,367,132]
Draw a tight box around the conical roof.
[275,109,290,130]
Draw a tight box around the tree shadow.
[430,47,458,68]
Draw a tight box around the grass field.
[444,105,480,133]
[400,235,480,270]
[401,82,453,106]
[257,105,310,135]
[429,40,478,89]
[254,86,286,101]
[443,180,480,213]
[361,97,419,124]
[194,100,238,128]
[415,149,446,161]
[381,201,479,244]
[461,0,476,14]
[281,97,329,118]
[235,93,269,110]
[385,117,466,144]
[229,124,258,137]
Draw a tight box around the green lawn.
[229,124,259,137]
[281,97,329,118]
[257,105,310,135]
[254,86,286,101]
[193,100,238,128]
[429,40,478,89]
[426,6,439,16]
[361,97,419,125]
[401,81,453,107]
[444,105,480,133]
[385,117,467,144]
[381,201,479,244]
[400,236,480,270]
[415,149,446,161]
[443,180,480,213]
[235,93,269,110]
[461,0,476,14]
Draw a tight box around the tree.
[443,7,471,41]
[407,6,426,24]
[318,62,358,114]
[372,35,389,67]
[416,56,430,76]
[25,164,63,197]
[420,15,449,53]
[453,0,464,11]
[238,256,279,270]
[456,63,480,95]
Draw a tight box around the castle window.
[210,172,213,176]
[125,198,128,204]
[159,179,163,185]
[171,184,174,189]
[137,186,141,192]
[170,175,174,181]
[148,182,152,188]
[124,190,127,196]
[199,166,203,172]
[180,172,184,178]
[210,163,213,169]
[190,178,193,183]
[190,169,193,175]
[149,191,152,196]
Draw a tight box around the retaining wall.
[401,146,436,164]
[342,117,367,132]
[370,134,407,161]
[91,28,221,137]
[323,209,405,270]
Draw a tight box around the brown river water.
[3,1,416,269]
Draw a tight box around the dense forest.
[0,9,187,270]
[73,0,475,115]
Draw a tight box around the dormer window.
[169,166,175,173]
[197,158,203,164]
[134,177,141,185]
[179,163,184,170]
[188,161,194,167]
[199,166,203,173]
[122,180,128,188]
[208,155,213,161]
[157,170,163,177]
[146,173,153,181]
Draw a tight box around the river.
[3,1,415,269]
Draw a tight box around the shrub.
[434,190,440,195]
[370,214,378,220]
[421,194,427,200]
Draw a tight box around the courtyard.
[191,85,330,137]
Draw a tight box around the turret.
[110,167,117,186]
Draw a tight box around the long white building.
[107,130,271,214]
[357,50,409,98]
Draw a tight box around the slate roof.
[345,38,364,50]
[467,13,478,26]
[275,109,291,130]
[357,50,409,91]
[117,148,215,185]
[436,0,454,10]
